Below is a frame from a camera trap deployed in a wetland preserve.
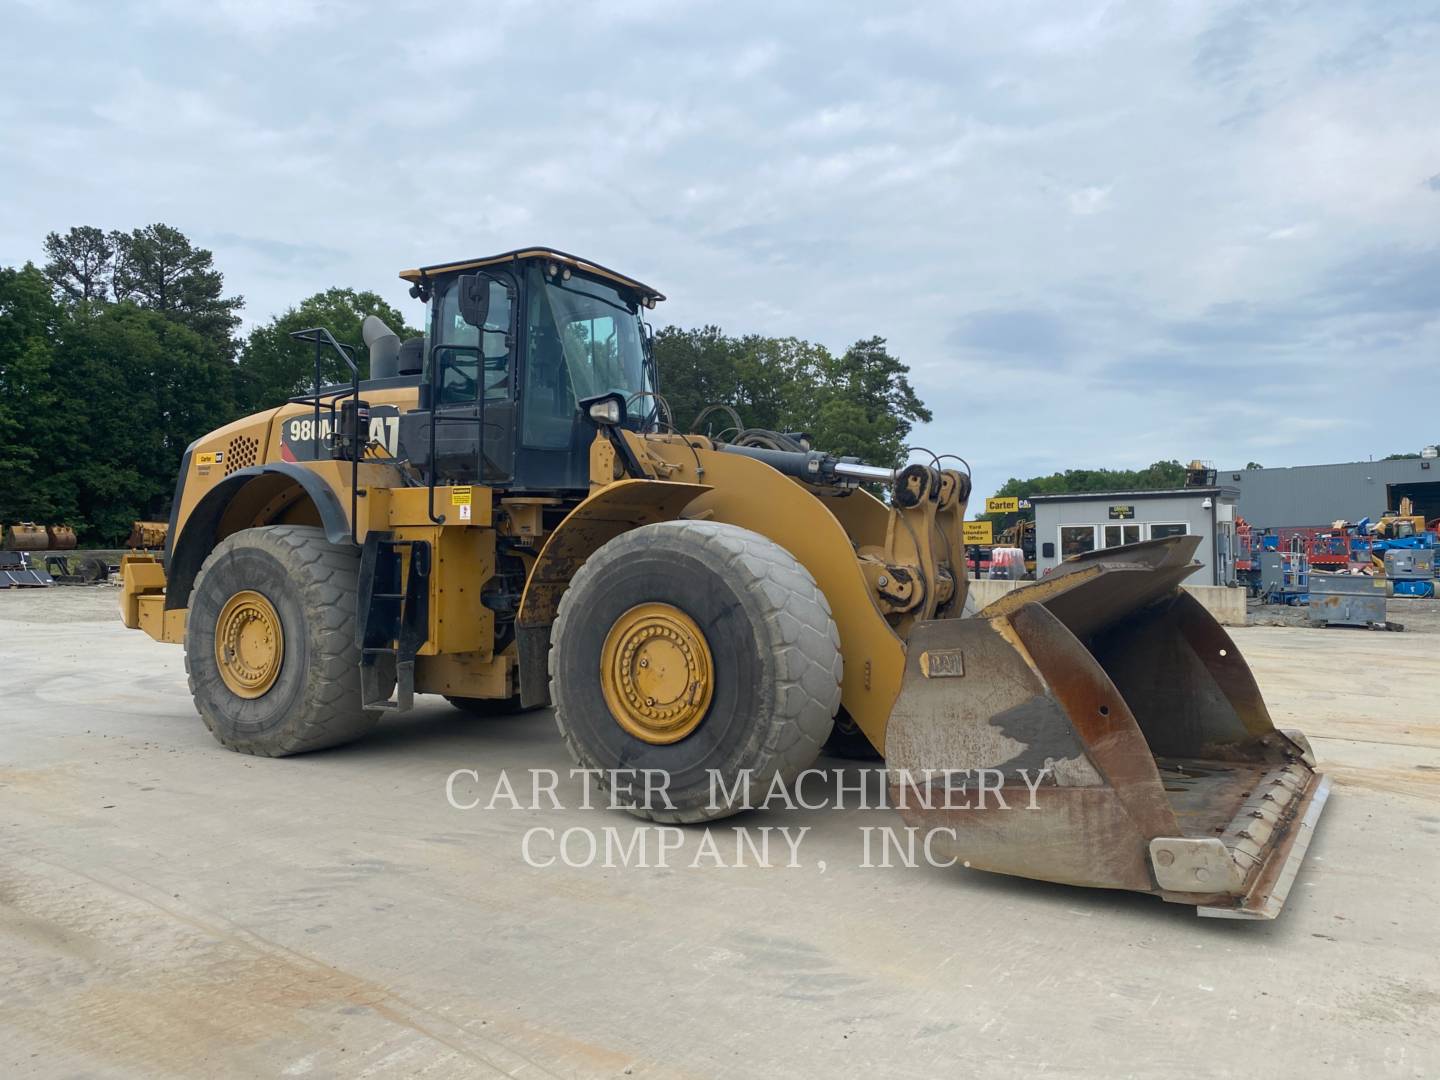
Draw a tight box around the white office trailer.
[1030,487,1240,586]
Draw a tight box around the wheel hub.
[214,589,284,698]
[600,603,714,744]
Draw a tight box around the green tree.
[235,287,421,413]
[6,219,248,542]
[812,336,932,466]
[0,263,81,525]
[653,326,744,433]
[50,302,237,542]
[42,226,116,305]
[981,460,1190,522]
[112,223,244,348]
[733,335,824,434]
[653,328,930,467]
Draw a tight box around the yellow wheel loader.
[121,248,1329,918]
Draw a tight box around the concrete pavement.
[2,588,1437,1078]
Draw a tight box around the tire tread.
[186,525,377,756]
[550,520,842,823]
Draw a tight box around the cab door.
[427,272,518,484]
[511,270,594,491]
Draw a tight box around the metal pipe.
[833,461,899,484]
[717,444,897,487]
[362,315,401,380]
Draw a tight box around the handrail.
[289,328,362,544]
[423,342,492,525]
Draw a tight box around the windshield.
[534,266,650,393]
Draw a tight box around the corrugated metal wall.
[1221,459,1440,528]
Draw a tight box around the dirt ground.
[1,586,1438,1078]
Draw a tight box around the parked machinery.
[42,554,110,585]
[1247,533,1311,604]
[117,246,1330,919]
[126,521,169,550]
[1383,547,1436,598]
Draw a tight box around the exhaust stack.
[362,315,401,380]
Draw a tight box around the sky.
[3,0,1439,499]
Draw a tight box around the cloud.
[1067,185,1111,215]
[4,0,1440,495]
[949,309,1069,366]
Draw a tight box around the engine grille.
[225,435,259,475]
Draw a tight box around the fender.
[164,462,352,611]
[530,446,910,747]
[515,479,711,707]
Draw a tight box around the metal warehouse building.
[1221,456,1440,529]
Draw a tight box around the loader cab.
[400,250,662,494]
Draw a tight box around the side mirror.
[457,274,490,328]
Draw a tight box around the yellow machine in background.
[121,247,1329,918]
[126,521,169,550]
[1373,497,1427,541]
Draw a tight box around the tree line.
[12,224,1422,548]
[654,327,930,471]
[978,461,1194,526]
[1,224,929,544]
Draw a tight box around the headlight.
[588,399,623,425]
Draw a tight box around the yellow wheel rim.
[214,590,284,699]
[600,603,714,744]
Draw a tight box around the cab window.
[433,277,512,406]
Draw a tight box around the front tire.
[185,525,380,756]
[550,521,842,823]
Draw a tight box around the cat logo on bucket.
[920,649,965,678]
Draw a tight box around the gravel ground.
[1248,594,1440,633]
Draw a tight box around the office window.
[1149,522,1189,540]
[1059,525,1097,558]
[1104,524,1142,547]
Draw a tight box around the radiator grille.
[224,435,260,475]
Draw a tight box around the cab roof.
[398,247,665,302]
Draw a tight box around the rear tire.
[550,521,842,823]
[185,525,381,756]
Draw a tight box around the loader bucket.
[884,535,1331,919]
